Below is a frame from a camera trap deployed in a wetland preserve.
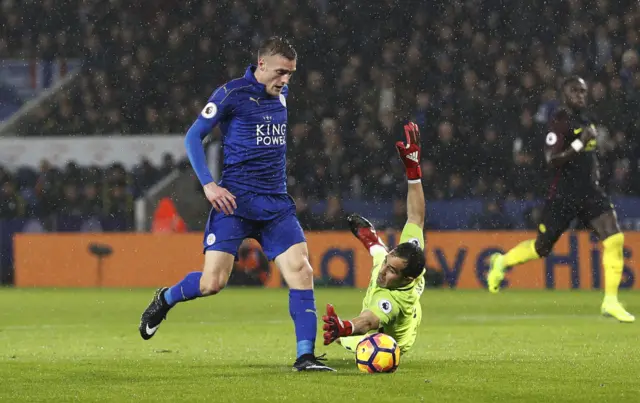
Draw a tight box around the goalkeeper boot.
[487,253,507,294]
[293,354,336,372]
[601,298,635,323]
[347,214,387,252]
[139,287,172,340]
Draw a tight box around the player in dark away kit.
[487,76,634,323]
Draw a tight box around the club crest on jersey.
[206,233,216,246]
[279,94,286,107]
[201,102,217,119]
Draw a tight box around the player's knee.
[281,251,314,287]
[199,270,229,296]
[275,243,314,289]
[200,251,234,296]
[534,239,552,258]
[278,244,310,273]
[199,278,227,296]
[288,256,313,280]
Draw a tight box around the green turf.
[0,288,639,402]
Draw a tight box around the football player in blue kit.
[138,37,334,372]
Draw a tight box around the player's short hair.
[562,75,586,89]
[258,36,297,60]
[391,242,426,279]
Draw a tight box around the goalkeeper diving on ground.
[322,122,426,355]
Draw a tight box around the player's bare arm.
[396,122,424,229]
[406,180,425,229]
[322,304,380,345]
[349,310,380,335]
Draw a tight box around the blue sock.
[163,272,203,306]
[289,289,317,358]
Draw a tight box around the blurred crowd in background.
[1,0,640,230]
[0,154,181,229]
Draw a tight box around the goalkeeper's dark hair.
[391,242,426,278]
[562,75,585,89]
[258,36,297,60]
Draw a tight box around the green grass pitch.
[1,288,639,402]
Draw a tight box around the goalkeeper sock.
[602,233,625,301]
[164,272,203,306]
[289,289,317,358]
[503,239,540,267]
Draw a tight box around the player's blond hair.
[258,36,297,60]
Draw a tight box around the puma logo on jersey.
[406,151,419,163]
[249,97,260,105]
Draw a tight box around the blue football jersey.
[190,65,289,195]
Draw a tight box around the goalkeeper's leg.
[347,214,387,254]
[337,335,367,353]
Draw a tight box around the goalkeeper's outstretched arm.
[322,304,382,345]
[396,122,425,231]
[406,181,425,230]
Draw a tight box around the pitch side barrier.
[13,231,638,289]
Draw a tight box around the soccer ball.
[355,333,400,373]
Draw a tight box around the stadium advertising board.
[13,232,638,289]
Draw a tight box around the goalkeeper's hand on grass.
[395,122,422,182]
[322,304,353,345]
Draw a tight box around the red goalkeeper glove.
[395,122,422,182]
[322,304,353,345]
